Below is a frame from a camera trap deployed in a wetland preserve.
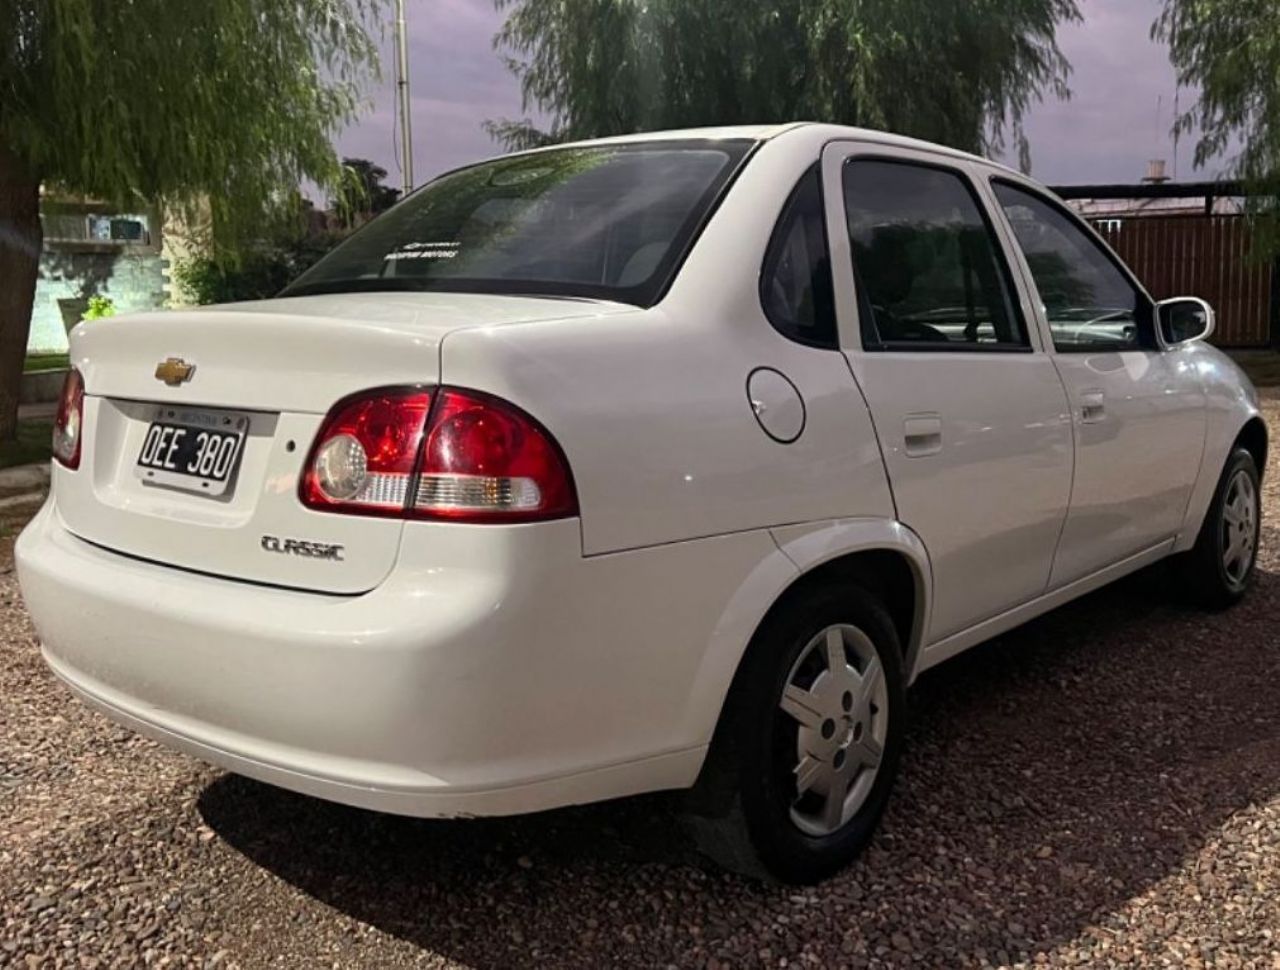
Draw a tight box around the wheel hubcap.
[778,624,888,837]
[1221,469,1258,586]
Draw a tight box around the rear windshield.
[282,140,753,306]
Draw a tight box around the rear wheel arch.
[687,549,919,875]
[761,548,923,669]
[701,542,926,775]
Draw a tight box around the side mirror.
[1156,296,1215,346]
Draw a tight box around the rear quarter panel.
[438,136,895,555]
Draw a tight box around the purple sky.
[334,0,1222,192]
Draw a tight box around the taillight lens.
[52,368,85,470]
[300,388,432,516]
[414,388,577,521]
[300,386,577,523]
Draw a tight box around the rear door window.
[842,159,1029,351]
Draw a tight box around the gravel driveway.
[4,399,1280,969]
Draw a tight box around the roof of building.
[1049,179,1251,218]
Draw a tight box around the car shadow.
[199,546,1280,967]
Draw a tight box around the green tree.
[175,195,346,306]
[329,157,402,228]
[174,233,345,306]
[489,0,1080,160]
[0,0,384,439]
[1155,1,1280,252]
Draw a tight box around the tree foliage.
[173,191,346,305]
[0,0,383,437]
[1155,0,1280,251]
[489,0,1081,166]
[174,235,342,306]
[1,0,383,249]
[329,157,402,228]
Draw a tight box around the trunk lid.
[56,292,619,593]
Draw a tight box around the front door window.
[992,182,1150,352]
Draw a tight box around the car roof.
[483,122,1023,179]
[423,122,1025,190]
[552,123,805,146]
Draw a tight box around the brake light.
[414,388,578,521]
[300,388,432,516]
[52,368,84,470]
[300,386,578,523]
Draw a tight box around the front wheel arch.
[1176,445,1261,609]
[1236,416,1268,482]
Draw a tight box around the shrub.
[174,233,342,306]
[82,295,116,320]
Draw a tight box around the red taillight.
[414,388,578,522]
[300,387,432,516]
[52,368,85,470]
[300,386,578,523]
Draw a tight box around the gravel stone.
[3,395,1280,967]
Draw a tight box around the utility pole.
[394,0,414,197]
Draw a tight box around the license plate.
[134,407,249,496]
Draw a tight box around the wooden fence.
[1091,214,1276,347]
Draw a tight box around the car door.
[823,144,1074,643]
[988,179,1206,587]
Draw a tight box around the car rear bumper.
[16,501,777,817]
[41,646,700,817]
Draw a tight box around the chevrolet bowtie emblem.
[154,357,195,386]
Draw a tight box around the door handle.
[1080,389,1106,424]
[903,414,942,457]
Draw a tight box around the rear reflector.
[300,386,577,523]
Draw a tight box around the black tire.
[685,584,906,884]
[1176,446,1261,610]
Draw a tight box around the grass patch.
[0,420,53,470]
[24,353,69,374]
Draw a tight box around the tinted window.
[283,141,752,306]
[761,168,836,348]
[993,182,1148,352]
[843,159,1027,350]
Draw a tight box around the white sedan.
[17,124,1265,884]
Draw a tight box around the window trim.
[866,339,1035,354]
[988,176,1157,354]
[758,163,839,350]
[841,154,1034,355]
